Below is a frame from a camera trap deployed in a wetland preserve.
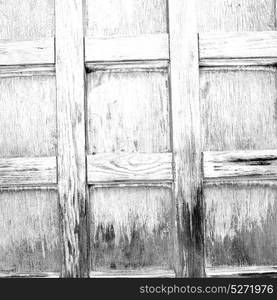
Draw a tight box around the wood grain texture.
[85,34,169,62]
[55,0,87,277]
[0,76,56,158]
[197,0,275,32]
[89,186,174,271]
[0,39,54,66]
[0,65,55,78]
[168,0,205,277]
[0,157,56,186]
[204,150,277,181]
[87,70,170,153]
[87,153,173,183]
[205,185,277,267]
[199,31,277,66]
[0,0,54,40]
[85,0,167,38]
[0,190,61,273]
[200,68,277,151]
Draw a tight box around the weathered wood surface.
[205,185,277,267]
[89,186,174,271]
[200,68,277,151]
[0,39,54,66]
[85,34,169,62]
[0,65,55,78]
[0,190,61,273]
[87,70,170,153]
[0,76,56,158]
[87,153,172,183]
[199,31,277,66]
[204,150,277,181]
[0,0,54,40]
[168,0,205,277]
[0,157,56,186]
[197,0,275,32]
[55,0,87,277]
[85,0,167,37]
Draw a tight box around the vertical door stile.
[168,0,205,277]
[55,0,88,277]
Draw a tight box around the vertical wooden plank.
[168,0,205,277]
[55,0,88,277]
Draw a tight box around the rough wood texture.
[204,150,277,181]
[200,68,277,151]
[0,76,56,158]
[168,0,205,277]
[87,70,170,153]
[205,185,277,267]
[0,0,54,40]
[87,153,173,183]
[199,31,277,66]
[0,65,55,78]
[85,0,167,37]
[85,34,169,62]
[89,186,174,271]
[0,190,60,273]
[0,39,54,66]
[197,0,275,32]
[0,157,56,186]
[55,0,87,277]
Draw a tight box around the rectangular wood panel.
[89,186,174,271]
[85,34,169,62]
[197,0,275,32]
[0,39,54,66]
[0,0,55,40]
[0,190,61,273]
[85,0,167,38]
[205,185,277,267]
[0,76,56,158]
[200,68,277,151]
[0,157,56,186]
[199,31,277,66]
[87,153,172,183]
[87,70,170,153]
[204,150,277,181]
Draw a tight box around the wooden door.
[0,0,277,278]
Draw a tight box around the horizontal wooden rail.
[199,31,277,66]
[87,153,173,184]
[0,38,54,66]
[0,156,57,186]
[204,150,277,181]
[85,34,169,62]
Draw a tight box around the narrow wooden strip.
[86,60,169,72]
[90,269,175,278]
[85,34,169,62]
[0,157,56,186]
[204,150,277,180]
[87,153,173,183]
[91,182,172,189]
[0,272,59,278]
[55,0,88,277]
[206,266,277,278]
[0,39,54,66]
[0,65,55,78]
[200,31,277,66]
[168,0,205,277]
